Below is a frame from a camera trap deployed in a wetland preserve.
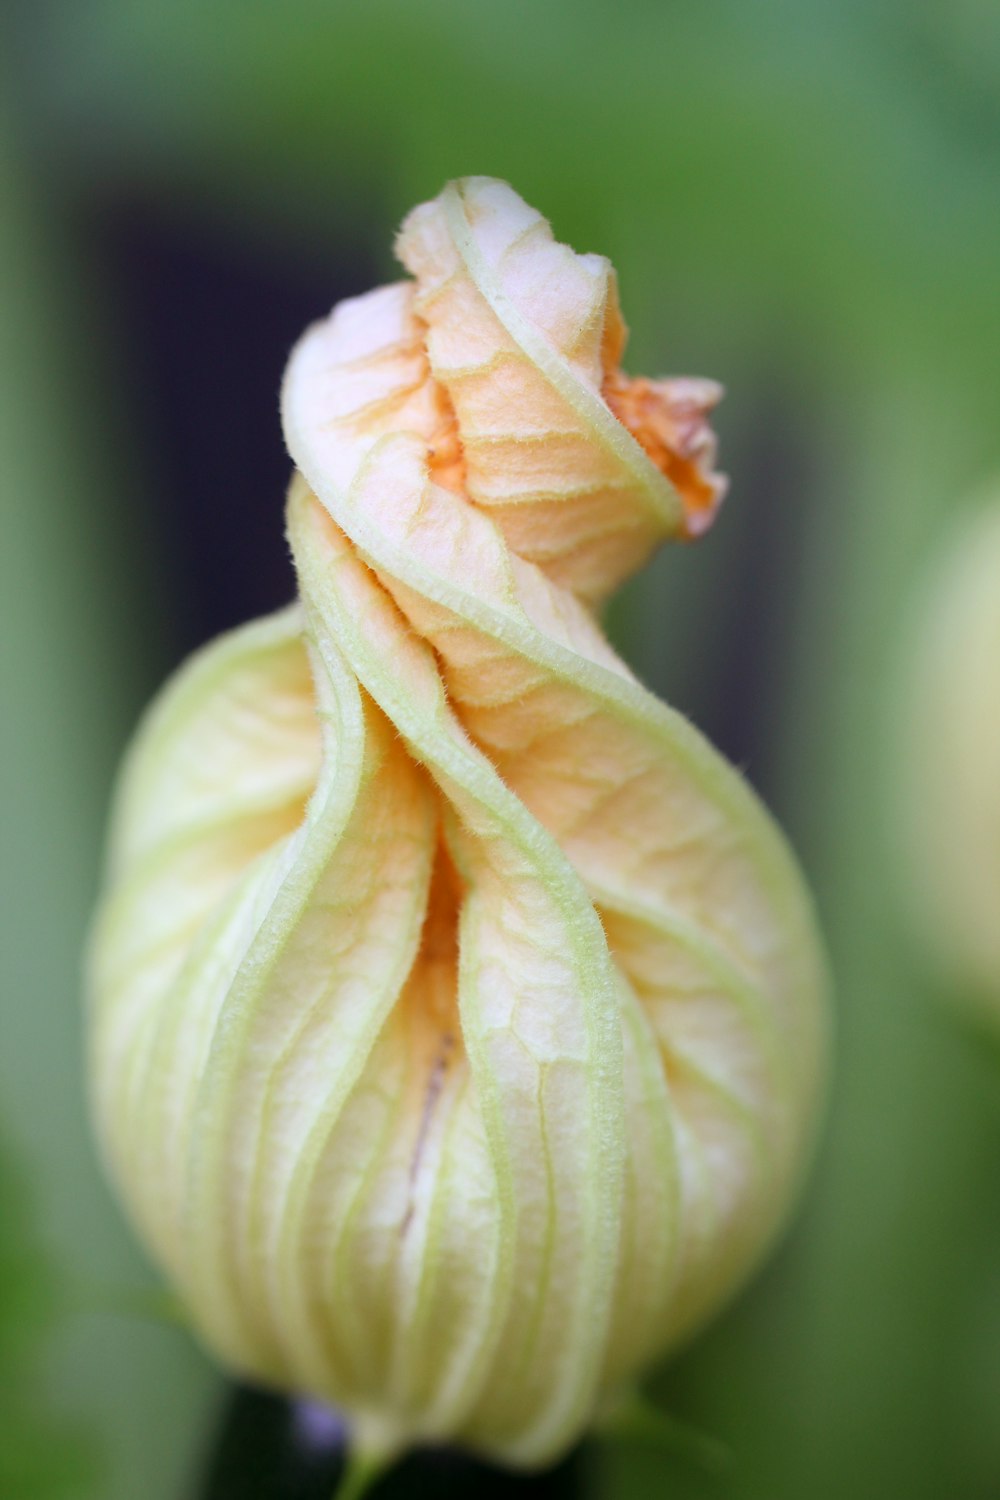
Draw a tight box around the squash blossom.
[897,493,1000,1013]
[87,178,828,1472]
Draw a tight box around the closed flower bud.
[87,178,828,1472]
[898,493,1000,1012]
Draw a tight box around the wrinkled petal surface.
[88,178,827,1468]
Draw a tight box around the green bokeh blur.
[3,3,1000,1497]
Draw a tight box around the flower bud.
[87,178,828,1470]
[897,493,1000,1012]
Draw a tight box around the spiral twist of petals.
[87,178,827,1467]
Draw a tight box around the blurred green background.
[3,2,1000,1497]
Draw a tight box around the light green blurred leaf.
[0,81,220,1500]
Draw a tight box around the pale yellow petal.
[89,176,827,1473]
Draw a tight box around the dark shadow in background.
[201,1386,582,1500]
[698,373,817,802]
[94,193,380,659]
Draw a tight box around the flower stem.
[332,1443,390,1500]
